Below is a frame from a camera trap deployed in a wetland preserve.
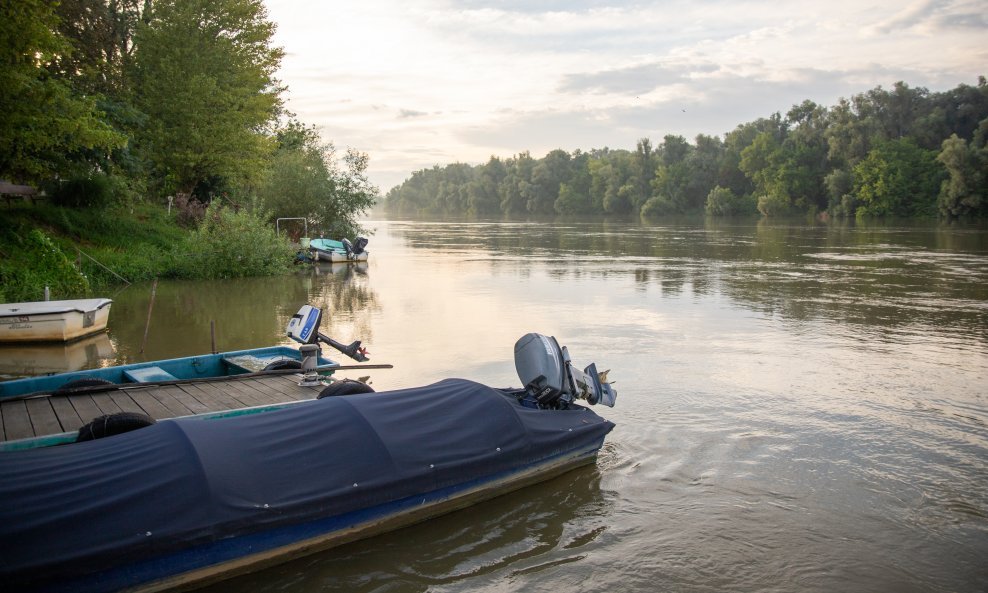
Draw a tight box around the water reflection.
[99,264,380,370]
[0,332,115,380]
[385,217,988,352]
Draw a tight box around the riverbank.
[0,202,296,304]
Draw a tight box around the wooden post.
[211,320,217,354]
[140,279,158,354]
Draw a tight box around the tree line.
[0,0,374,238]
[384,79,988,220]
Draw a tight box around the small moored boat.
[0,298,112,342]
[0,305,616,593]
[309,237,369,262]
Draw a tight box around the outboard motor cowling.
[352,237,369,254]
[513,333,616,408]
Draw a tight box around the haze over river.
[5,216,987,592]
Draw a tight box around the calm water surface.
[5,217,987,592]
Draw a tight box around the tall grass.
[0,202,297,302]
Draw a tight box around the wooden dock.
[0,374,325,443]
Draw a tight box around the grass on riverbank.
[0,202,297,303]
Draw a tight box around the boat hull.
[91,443,601,593]
[0,378,614,593]
[0,299,111,342]
[311,247,369,263]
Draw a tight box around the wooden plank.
[50,397,83,433]
[69,395,105,426]
[25,398,62,437]
[1,400,35,440]
[212,379,272,407]
[125,390,177,421]
[153,385,210,415]
[146,387,195,417]
[249,375,318,401]
[90,392,123,415]
[107,392,147,414]
[180,383,244,413]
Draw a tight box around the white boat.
[0,298,112,342]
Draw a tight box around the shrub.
[705,186,756,216]
[0,230,90,302]
[48,174,113,209]
[174,204,295,279]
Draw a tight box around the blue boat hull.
[0,346,336,399]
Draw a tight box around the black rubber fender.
[52,377,116,396]
[317,379,375,399]
[76,412,157,442]
[262,359,302,371]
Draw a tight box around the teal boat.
[0,344,335,400]
[309,237,369,262]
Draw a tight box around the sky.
[262,0,987,193]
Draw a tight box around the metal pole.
[210,320,217,354]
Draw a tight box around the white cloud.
[264,0,987,191]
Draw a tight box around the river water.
[5,216,988,592]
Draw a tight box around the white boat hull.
[312,249,369,263]
[0,298,112,342]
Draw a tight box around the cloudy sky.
[263,0,987,192]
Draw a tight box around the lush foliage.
[174,204,296,279]
[0,0,375,241]
[385,79,988,219]
[0,0,126,182]
[255,121,377,240]
[0,229,90,303]
[130,0,283,195]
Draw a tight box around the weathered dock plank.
[69,396,103,428]
[25,398,62,437]
[1,400,34,441]
[2,375,338,443]
[49,397,83,432]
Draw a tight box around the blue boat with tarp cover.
[0,306,616,593]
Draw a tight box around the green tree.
[467,156,506,215]
[554,151,592,214]
[936,132,986,218]
[525,149,570,214]
[853,139,943,217]
[51,0,143,96]
[130,0,284,195]
[0,0,125,182]
[705,185,755,216]
[257,120,376,238]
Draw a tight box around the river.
[4,216,987,592]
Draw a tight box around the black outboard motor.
[340,237,369,257]
[513,333,616,409]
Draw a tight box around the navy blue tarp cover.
[0,379,613,591]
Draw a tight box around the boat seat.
[124,366,178,383]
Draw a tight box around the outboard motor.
[513,333,616,409]
[287,304,369,362]
[352,237,369,254]
[341,238,355,257]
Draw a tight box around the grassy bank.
[0,202,297,303]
